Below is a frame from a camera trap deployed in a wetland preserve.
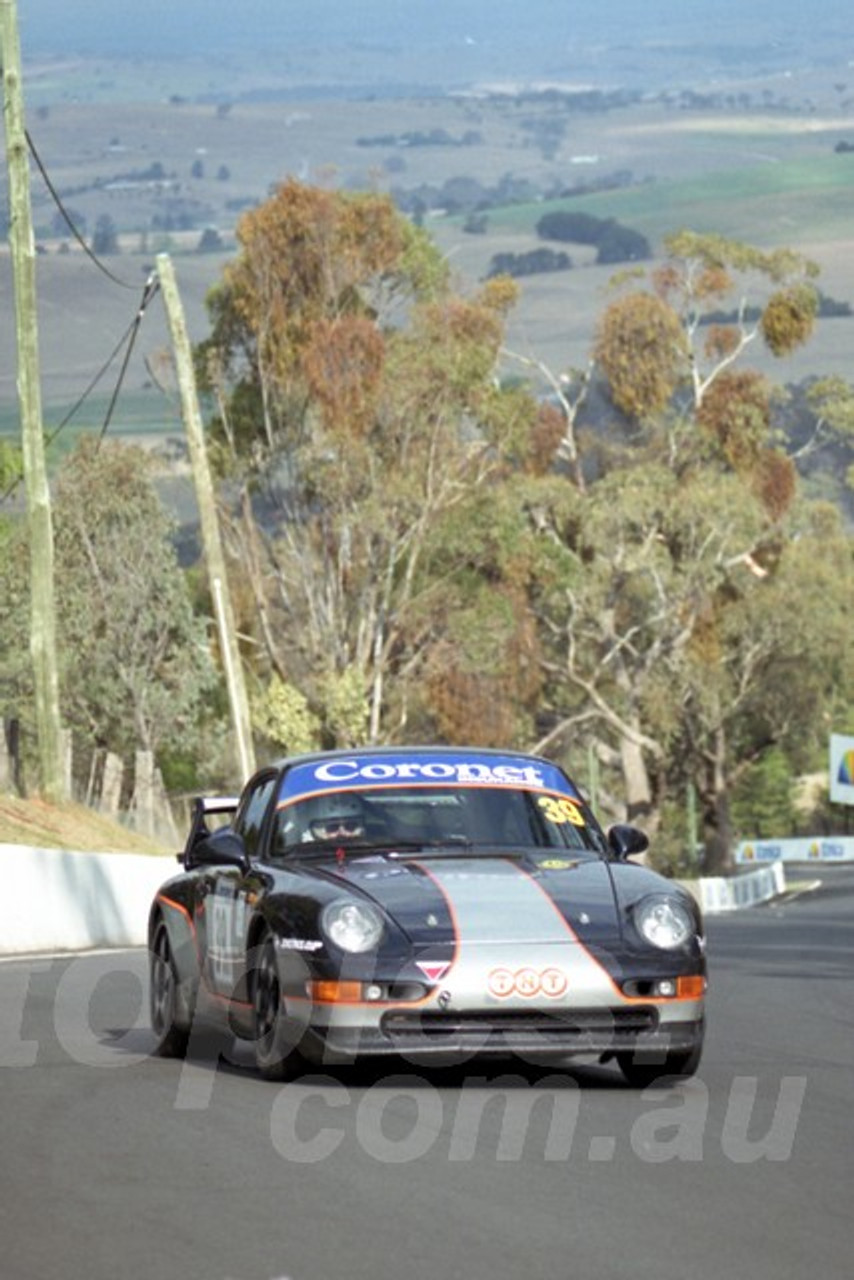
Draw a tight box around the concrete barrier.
[0,843,175,955]
[0,843,790,956]
[682,861,787,915]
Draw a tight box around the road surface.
[1,866,851,1280]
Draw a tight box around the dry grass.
[0,793,172,855]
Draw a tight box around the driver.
[304,792,366,843]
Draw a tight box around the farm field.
[3,51,854,450]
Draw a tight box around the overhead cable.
[98,272,161,442]
[0,275,161,503]
[25,128,139,291]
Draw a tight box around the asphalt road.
[1,865,851,1280]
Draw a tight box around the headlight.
[634,895,694,950]
[321,900,384,953]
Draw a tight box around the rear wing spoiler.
[195,796,241,818]
[178,794,241,862]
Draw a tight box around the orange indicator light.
[309,980,364,1004]
[677,975,706,999]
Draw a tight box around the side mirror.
[184,828,249,873]
[607,823,649,860]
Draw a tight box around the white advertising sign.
[829,734,854,806]
[735,836,854,864]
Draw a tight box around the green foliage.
[804,376,854,450]
[486,248,572,279]
[51,437,216,759]
[594,291,689,420]
[251,668,373,755]
[0,437,217,779]
[317,667,370,748]
[91,214,120,255]
[663,231,819,284]
[730,748,797,840]
[0,522,34,730]
[596,224,651,264]
[157,749,205,796]
[536,210,651,262]
[253,677,320,756]
[760,284,819,356]
[0,438,22,491]
[645,797,703,879]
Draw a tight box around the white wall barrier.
[1,840,798,957]
[735,836,854,864]
[683,861,788,916]
[0,843,175,955]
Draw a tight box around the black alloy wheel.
[251,934,305,1081]
[150,920,191,1058]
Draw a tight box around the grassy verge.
[0,793,172,855]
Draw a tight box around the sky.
[19,0,854,66]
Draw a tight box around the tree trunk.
[701,725,733,874]
[619,728,655,828]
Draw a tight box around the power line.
[25,127,139,290]
[0,127,168,498]
[0,274,161,503]
[98,272,160,441]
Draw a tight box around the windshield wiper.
[276,839,385,858]
[386,841,541,861]
[278,837,461,859]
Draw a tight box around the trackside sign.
[736,837,854,863]
[829,733,854,806]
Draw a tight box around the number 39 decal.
[537,795,585,826]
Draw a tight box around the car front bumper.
[293,1002,705,1066]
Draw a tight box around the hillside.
[0,793,173,855]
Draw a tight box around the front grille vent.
[382,1006,658,1044]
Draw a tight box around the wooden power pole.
[157,253,256,782]
[1,0,66,800]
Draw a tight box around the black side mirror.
[607,823,649,860]
[184,828,249,873]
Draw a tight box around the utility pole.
[156,252,256,782]
[1,0,66,800]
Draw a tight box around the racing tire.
[149,919,193,1058]
[617,1041,703,1088]
[250,934,307,1082]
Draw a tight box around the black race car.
[149,746,705,1086]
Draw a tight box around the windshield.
[274,784,607,857]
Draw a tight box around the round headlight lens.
[634,895,694,950]
[321,900,384,953]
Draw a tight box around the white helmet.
[304,792,366,842]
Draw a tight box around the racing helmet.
[305,791,366,841]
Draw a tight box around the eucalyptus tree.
[195,179,537,749]
[0,437,217,782]
[50,437,217,763]
[527,233,852,870]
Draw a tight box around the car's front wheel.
[250,934,307,1082]
[149,919,193,1058]
[617,1041,703,1088]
